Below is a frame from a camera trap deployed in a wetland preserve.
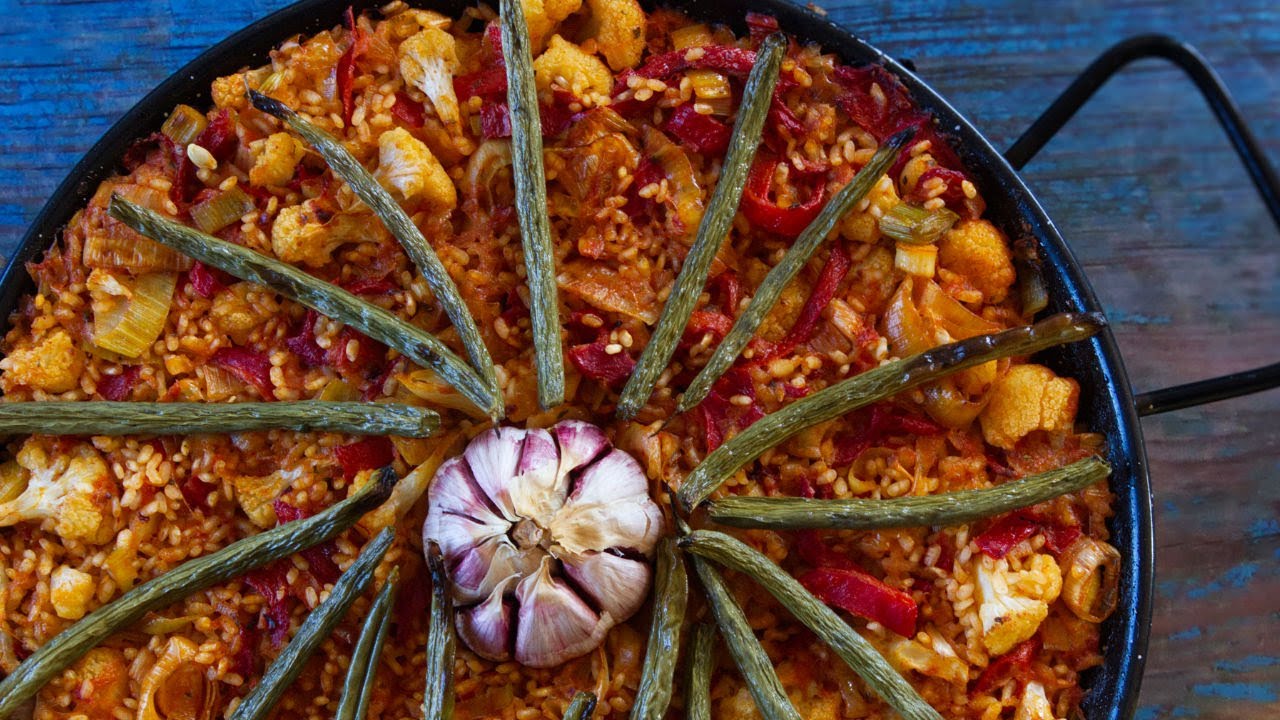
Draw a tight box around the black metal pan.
[3,1,1277,717]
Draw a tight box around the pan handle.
[1003,34,1280,417]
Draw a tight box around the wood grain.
[0,0,1277,717]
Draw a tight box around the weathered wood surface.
[0,0,1276,717]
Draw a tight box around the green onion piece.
[878,203,959,245]
[190,186,256,234]
[0,401,439,438]
[676,127,916,414]
[563,692,598,720]
[161,104,208,145]
[0,467,398,717]
[423,541,456,720]
[690,555,802,720]
[108,197,500,418]
[246,90,502,418]
[686,623,717,720]
[230,527,395,720]
[676,312,1105,511]
[708,457,1110,529]
[500,0,565,411]
[616,33,787,421]
[630,537,688,720]
[335,568,399,720]
[682,530,943,720]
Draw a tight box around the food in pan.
[0,1,1121,719]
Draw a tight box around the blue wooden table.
[1,0,1277,717]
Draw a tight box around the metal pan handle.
[1003,34,1280,417]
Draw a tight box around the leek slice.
[92,272,177,358]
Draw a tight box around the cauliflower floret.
[376,127,458,209]
[974,553,1063,656]
[0,329,85,394]
[249,132,306,187]
[888,630,970,685]
[211,72,250,110]
[210,282,275,345]
[1014,682,1062,720]
[839,175,900,244]
[0,440,112,542]
[398,28,461,127]
[270,199,368,268]
[533,35,613,97]
[585,0,646,71]
[51,566,95,620]
[937,218,1015,303]
[231,468,297,528]
[980,364,1080,450]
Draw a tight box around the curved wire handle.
[1003,34,1280,417]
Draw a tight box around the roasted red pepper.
[328,326,387,379]
[390,92,427,128]
[285,310,327,367]
[244,562,294,646]
[681,310,733,348]
[741,157,826,238]
[189,260,232,298]
[229,619,259,680]
[745,12,781,43]
[800,566,919,637]
[210,346,275,400]
[340,277,398,295]
[975,511,1082,559]
[336,7,369,125]
[568,341,636,386]
[971,636,1041,694]
[694,366,764,452]
[178,474,212,511]
[632,45,760,80]
[195,109,238,163]
[831,403,945,466]
[907,166,985,219]
[623,158,664,218]
[708,270,742,314]
[779,245,851,348]
[334,437,395,481]
[455,67,508,99]
[794,529,859,570]
[98,365,140,402]
[273,500,341,585]
[664,104,732,155]
[480,98,578,140]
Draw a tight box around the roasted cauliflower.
[980,364,1080,450]
[376,127,457,209]
[585,0,646,71]
[533,35,613,97]
[938,218,1016,303]
[0,329,85,394]
[51,566,95,620]
[398,27,461,127]
[270,199,367,268]
[840,175,900,244]
[248,132,306,187]
[1015,682,1061,720]
[974,552,1063,656]
[0,440,112,542]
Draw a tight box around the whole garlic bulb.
[423,421,664,667]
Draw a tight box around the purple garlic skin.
[424,421,663,667]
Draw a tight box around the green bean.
[690,555,801,720]
[563,691,598,720]
[708,457,1111,529]
[685,623,717,720]
[0,467,397,717]
[500,0,564,410]
[677,127,916,414]
[230,528,395,720]
[0,401,438,437]
[423,541,456,720]
[630,537,688,720]
[617,33,787,420]
[682,530,942,720]
[677,312,1105,510]
[334,568,399,720]
[247,91,501,414]
[108,197,501,419]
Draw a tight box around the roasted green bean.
[685,623,717,720]
[564,691,598,720]
[0,401,438,437]
[334,568,399,720]
[630,537,688,720]
[690,555,802,720]
[677,126,916,413]
[247,91,501,414]
[682,530,943,720]
[230,528,394,720]
[108,197,501,418]
[708,457,1111,529]
[0,467,397,717]
[677,312,1105,510]
[617,33,787,420]
[423,541,456,720]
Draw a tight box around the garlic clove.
[565,448,651,506]
[514,556,613,667]
[561,550,652,621]
[451,535,543,603]
[508,428,566,527]
[426,456,507,526]
[463,426,530,521]
[549,497,664,557]
[551,420,609,481]
[456,575,518,662]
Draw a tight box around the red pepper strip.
[244,561,294,646]
[390,92,426,128]
[229,619,259,680]
[768,96,804,136]
[799,567,919,637]
[196,109,238,163]
[210,346,275,400]
[632,45,760,80]
[499,287,529,326]
[694,366,764,452]
[394,559,430,633]
[740,157,826,238]
[681,310,733,348]
[98,365,140,402]
[794,530,860,571]
[285,310,326,367]
[178,474,211,511]
[831,404,946,466]
[971,636,1041,694]
[974,516,1040,559]
[273,501,342,585]
[1042,524,1082,554]
[568,341,636,386]
[778,245,852,349]
[623,158,664,218]
[664,104,732,155]
[341,277,398,295]
[480,100,578,140]
[908,166,985,219]
[336,6,369,125]
[708,270,742,314]
[334,437,395,482]
[833,64,923,143]
[328,326,387,378]
[189,260,233,298]
[746,12,781,43]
